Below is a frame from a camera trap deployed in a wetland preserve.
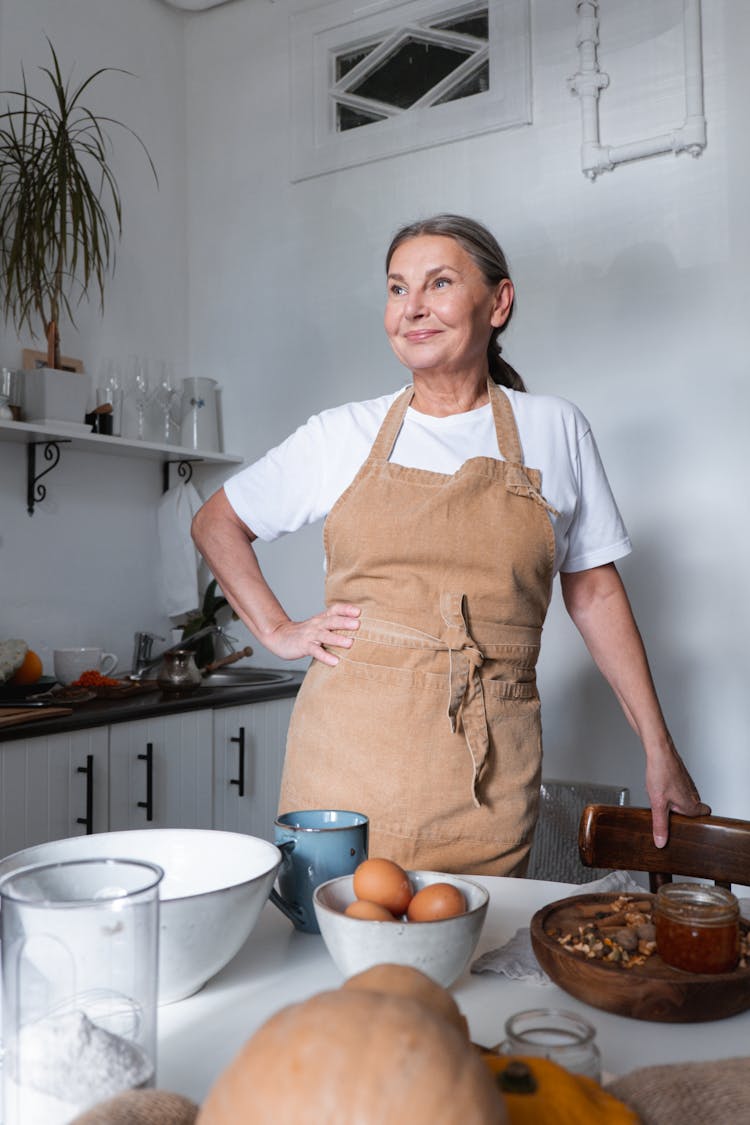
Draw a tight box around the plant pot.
[20,367,91,426]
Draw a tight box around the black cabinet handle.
[137,742,154,822]
[76,753,94,834]
[229,726,246,797]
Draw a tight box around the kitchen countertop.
[0,670,304,743]
[158,874,750,1106]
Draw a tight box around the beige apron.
[280,381,557,876]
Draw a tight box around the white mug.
[53,647,118,685]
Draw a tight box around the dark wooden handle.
[229,727,246,797]
[137,742,154,822]
[76,753,94,834]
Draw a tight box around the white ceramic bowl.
[313,869,489,987]
[0,828,282,1004]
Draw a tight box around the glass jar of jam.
[655,883,740,974]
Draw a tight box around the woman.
[192,214,709,875]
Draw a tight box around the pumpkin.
[341,962,470,1040]
[481,1054,640,1124]
[198,985,507,1124]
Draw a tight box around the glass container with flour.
[0,857,163,1125]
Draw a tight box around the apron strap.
[368,386,415,463]
[371,380,525,463]
[489,381,560,516]
[368,381,528,472]
[488,380,523,463]
[441,592,491,809]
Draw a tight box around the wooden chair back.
[578,805,750,891]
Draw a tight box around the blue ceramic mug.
[270,809,369,934]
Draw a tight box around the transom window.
[290,0,530,181]
[333,10,489,132]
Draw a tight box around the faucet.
[130,625,224,680]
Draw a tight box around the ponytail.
[488,330,527,392]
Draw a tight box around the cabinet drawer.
[109,711,213,830]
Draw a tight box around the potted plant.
[181,579,238,668]
[0,40,156,424]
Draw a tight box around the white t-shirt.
[224,386,632,576]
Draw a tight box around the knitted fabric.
[609,1057,750,1125]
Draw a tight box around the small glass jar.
[497,1008,601,1081]
[655,882,740,974]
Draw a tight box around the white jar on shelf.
[180,377,221,451]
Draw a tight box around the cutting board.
[0,705,74,728]
[90,679,162,699]
[530,891,750,1023]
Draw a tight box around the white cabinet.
[0,727,108,856]
[0,695,296,853]
[212,698,295,841]
[109,711,214,830]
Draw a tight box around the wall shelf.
[0,420,244,515]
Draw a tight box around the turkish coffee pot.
[157,645,254,693]
[157,649,202,694]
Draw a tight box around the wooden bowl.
[530,891,750,1023]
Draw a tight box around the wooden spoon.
[202,646,254,676]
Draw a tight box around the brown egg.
[352,858,413,916]
[344,899,396,921]
[406,883,467,922]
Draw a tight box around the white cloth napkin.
[471,870,646,983]
[157,482,204,617]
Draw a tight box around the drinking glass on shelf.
[127,355,152,441]
[97,357,123,436]
[0,367,14,420]
[154,360,180,445]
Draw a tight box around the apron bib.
[280,381,556,876]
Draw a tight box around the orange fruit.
[11,649,43,685]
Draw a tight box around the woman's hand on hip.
[266,604,361,665]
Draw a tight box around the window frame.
[289,0,531,182]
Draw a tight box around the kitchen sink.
[200,667,296,688]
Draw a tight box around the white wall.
[184,0,750,819]
[0,0,189,667]
[1,0,747,824]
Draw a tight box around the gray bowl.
[313,869,489,987]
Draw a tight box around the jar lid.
[656,882,739,924]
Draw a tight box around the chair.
[578,805,750,891]
[525,779,629,883]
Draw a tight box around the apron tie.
[441,593,491,809]
[504,463,560,517]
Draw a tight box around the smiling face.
[384,234,513,385]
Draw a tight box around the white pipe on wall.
[568,0,707,180]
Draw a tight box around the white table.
[158,876,750,1104]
